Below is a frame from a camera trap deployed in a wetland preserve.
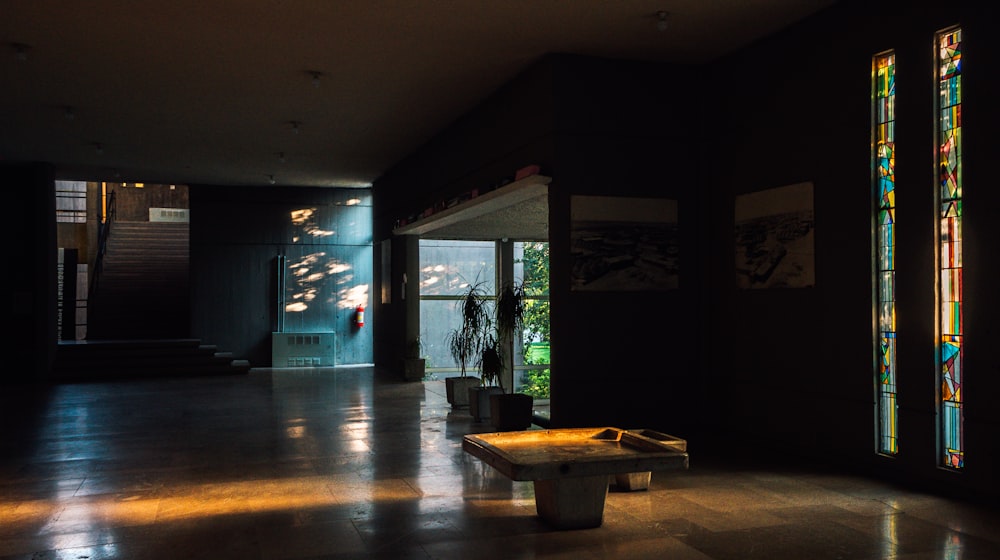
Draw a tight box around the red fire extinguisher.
[355,304,365,328]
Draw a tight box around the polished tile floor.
[2,367,999,559]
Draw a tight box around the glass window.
[418,239,550,400]
[936,26,963,469]
[516,241,550,399]
[55,180,87,223]
[419,240,496,371]
[873,50,898,456]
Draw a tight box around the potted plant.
[488,281,534,431]
[401,335,426,381]
[444,281,489,408]
[469,333,504,422]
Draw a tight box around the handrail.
[89,190,116,300]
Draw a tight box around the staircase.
[87,220,190,340]
[52,339,250,382]
[55,220,250,381]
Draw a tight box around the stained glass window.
[937,27,963,469]
[873,51,897,455]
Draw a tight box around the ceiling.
[2,0,836,192]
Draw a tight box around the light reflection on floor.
[1,368,999,559]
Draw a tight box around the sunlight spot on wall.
[306,227,335,237]
[291,253,323,269]
[290,208,316,225]
[326,262,351,274]
[290,207,336,237]
[339,284,369,309]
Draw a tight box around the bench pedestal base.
[533,475,609,529]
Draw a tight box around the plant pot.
[401,357,425,381]
[489,392,533,431]
[445,376,480,408]
[469,385,504,422]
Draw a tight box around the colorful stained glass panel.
[873,51,897,456]
[937,27,963,469]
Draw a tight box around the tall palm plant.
[495,281,526,341]
[446,281,490,378]
[492,281,525,393]
[487,279,533,430]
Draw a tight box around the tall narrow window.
[873,51,897,455]
[514,241,550,400]
[937,27,963,469]
[418,239,496,373]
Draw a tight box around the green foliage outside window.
[520,343,550,399]
[518,242,550,398]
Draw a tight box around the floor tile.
[2,368,998,560]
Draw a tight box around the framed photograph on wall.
[734,181,815,289]
[570,195,679,291]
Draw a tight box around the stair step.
[90,219,191,341]
[94,276,188,286]
[54,340,250,382]
[104,251,187,258]
[82,219,241,371]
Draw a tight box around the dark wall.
[112,183,190,221]
[703,2,875,465]
[961,0,1000,503]
[374,55,558,236]
[545,55,701,434]
[704,0,997,499]
[190,185,373,366]
[3,163,57,384]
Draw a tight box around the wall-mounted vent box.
[271,332,336,367]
